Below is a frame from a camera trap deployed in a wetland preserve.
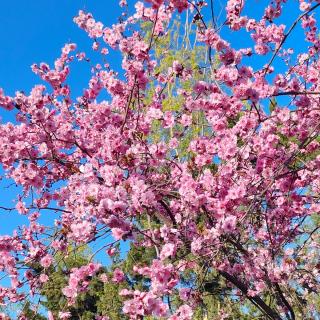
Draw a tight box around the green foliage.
[142,13,213,164]
[21,301,46,320]
[96,281,127,320]
[40,246,92,316]
[25,245,126,320]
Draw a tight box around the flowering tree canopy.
[1,0,320,319]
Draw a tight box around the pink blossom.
[48,311,54,320]
[58,312,71,320]
[40,255,53,268]
[0,1,320,318]
[160,243,176,260]
[112,268,125,283]
[39,274,49,283]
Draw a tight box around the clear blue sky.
[0,2,136,273]
[0,1,125,96]
[0,1,124,235]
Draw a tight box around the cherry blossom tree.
[1,0,320,319]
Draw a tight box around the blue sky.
[0,0,125,245]
[0,2,137,275]
[0,1,124,97]
[0,0,307,116]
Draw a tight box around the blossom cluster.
[0,0,320,319]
